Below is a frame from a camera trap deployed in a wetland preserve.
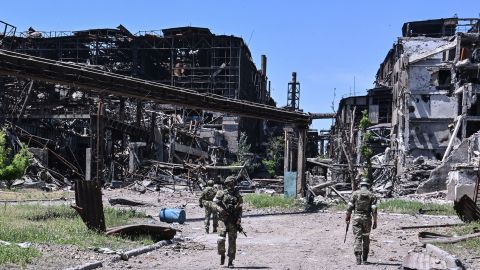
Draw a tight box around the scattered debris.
[399,223,463,230]
[108,198,149,207]
[106,224,177,241]
[0,240,32,248]
[419,231,480,245]
[403,244,464,270]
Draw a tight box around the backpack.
[355,190,372,214]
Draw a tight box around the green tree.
[262,136,284,177]
[359,110,373,182]
[237,132,251,165]
[0,130,31,188]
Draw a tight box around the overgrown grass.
[451,220,480,236]
[437,221,480,258]
[0,204,151,266]
[330,202,347,211]
[378,199,456,216]
[329,199,456,216]
[0,189,74,201]
[0,245,40,266]
[243,194,299,209]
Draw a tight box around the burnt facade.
[328,18,480,196]
[375,18,480,174]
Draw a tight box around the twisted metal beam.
[0,49,311,125]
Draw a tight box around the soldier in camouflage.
[213,176,243,268]
[345,178,378,265]
[199,180,218,234]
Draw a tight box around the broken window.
[430,69,452,90]
[466,121,480,138]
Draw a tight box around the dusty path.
[101,191,459,270]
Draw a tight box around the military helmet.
[359,179,370,186]
[207,180,214,186]
[224,176,236,186]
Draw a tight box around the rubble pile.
[394,157,439,196]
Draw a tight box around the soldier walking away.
[199,180,218,233]
[345,178,378,265]
[213,176,243,268]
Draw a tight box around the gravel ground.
[0,188,467,270]
[102,189,461,270]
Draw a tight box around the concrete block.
[446,169,476,201]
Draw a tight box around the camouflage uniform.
[213,177,243,267]
[346,182,377,265]
[199,181,218,233]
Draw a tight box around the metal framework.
[287,72,300,111]
[0,20,16,49]
[9,26,268,103]
[0,49,310,125]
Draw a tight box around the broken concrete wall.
[389,37,458,176]
[446,167,476,201]
[417,135,470,193]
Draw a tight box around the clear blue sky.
[3,1,479,130]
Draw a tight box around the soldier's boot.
[356,255,362,265]
[220,254,225,265]
[212,227,217,233]
[205,227,209,234]
[362,253,368,264]
[227,258,234,268]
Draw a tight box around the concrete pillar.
[296,126,307,197]
[129,142,147,173]
[168,128,176,163]
[284,128,291,172]
[154,126,164,162]
[85,148,91,181]
[95,102,105,184]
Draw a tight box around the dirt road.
[102,190,459,270]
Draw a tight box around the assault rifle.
[237,224,247,237]
[344,220,350,243]
[216,199,247,237]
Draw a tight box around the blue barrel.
[160,208,186,224]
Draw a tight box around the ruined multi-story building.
[0,23,275,182]
[329,87,392,174]
[329,18,480,196]
[375,18,480,175]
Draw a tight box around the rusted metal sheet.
[454,194,480,222]
[106,224,177,241]
[73,180,106,232]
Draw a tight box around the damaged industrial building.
[2,18,480,205]
[330,18,480,206]
[0,23,285,184]
[0,20,324,229]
